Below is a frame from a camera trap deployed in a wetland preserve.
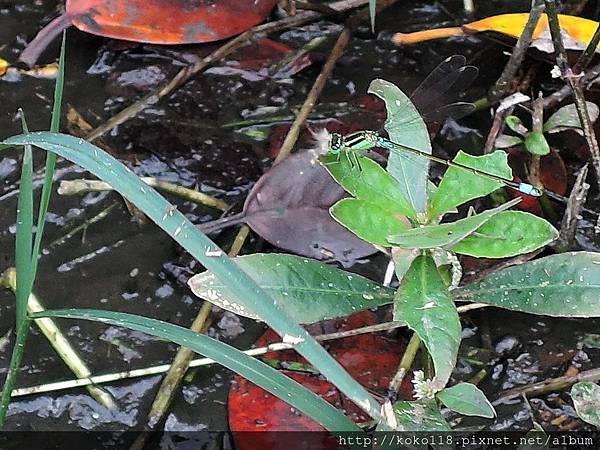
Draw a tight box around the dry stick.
[274,29,351,163]
[10,303,489,398]
[545,0,600,192]
[494,367,600,404]
[274,0,400,163]
[0,268,115,409]
[488,0,545,103]
[554,164,589,251]
[85,0,370,142]
[483,107,509,154]
[573,22,600,74]
[58,178,229,211]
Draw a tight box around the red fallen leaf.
[228,310,414,441]
[19,0,279,67]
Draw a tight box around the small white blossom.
[309,128,333,155]
[411,370,436,400]
[550,65,562,79]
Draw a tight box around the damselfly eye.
[330,133,343,152]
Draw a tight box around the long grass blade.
[0,113,35,427]
[30,32,65,276]
[32,308,361,432]
[1,132,382,420]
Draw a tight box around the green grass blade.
[32,308,362,432]
[30,32,65,276]
[0,114,35,427]
[2,132,382,420]
[369,0,376,32]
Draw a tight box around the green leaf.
[331,198,409,246]
[495,134,523,149]
[506,115,528,135]
[369,0,376,32]
[368,79,431,214]
[429,151,514,219]
[378,400,451,432]
[544,102,599,133]
[387,198,520,249]
[3,132,382,420]
[188,253,395,324]
[31,308,361,432]
[524,131,550,156]
[571,382,600,427]
[437,383,495,418]
[455,252,600,317]
[320,152,416,220]
[394,256,461,389]
[452,211,558,258]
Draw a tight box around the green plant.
[189,79,600,431]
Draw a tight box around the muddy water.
[1,0,600,443]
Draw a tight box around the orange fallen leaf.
[0,58,8,76]
[393,13,599,53]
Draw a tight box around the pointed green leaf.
[388,198,520,249]
[31,308,360,432]
[571,382,600,427]
[544,102,599,133]
[437,383,496,418]
[320,152,416,220]
[429,150,514,218]
[452,211,558,258]
[368,79,431,214]
[395,256,461,389]
[455,252,600,317]
[506,115,528,135]
[495,134,523,149]
[331,198,410,246]
[188,253,395,324]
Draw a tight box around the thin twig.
[554,164,589,251]
[10,304,488,398]
[274,0,400,162]
[58,178,229,211]
[488,0,545,103]
[86,0,370,142]
[494,367,600,403]
[0,269,115,409]
[274,29,351,162]
[545,0,600,192]
[573,22,600,74]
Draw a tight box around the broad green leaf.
[524,131,550,156]
[3,132,382,420]
[455,252,600,317]
[368,79,431,214]
[571,382,600,427]
[377,400,451,432]
[31,309,360,432]
[544,102,599,133]
[495,134,523,149]
[387,198,520,249]
[452,211,558,258]
[395,255,461,389]
[320,152,416,220]
[188,253,395,324]
[428,151,513,219]
[436,383,495,418]
[506,115,528,135]
[331,198,410,246]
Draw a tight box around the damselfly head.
[309,128,334,155]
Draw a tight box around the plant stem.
[488,0,545,103]
[388,332,421,397]
[544,0,600,192]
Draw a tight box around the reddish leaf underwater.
[228,310,414,441]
